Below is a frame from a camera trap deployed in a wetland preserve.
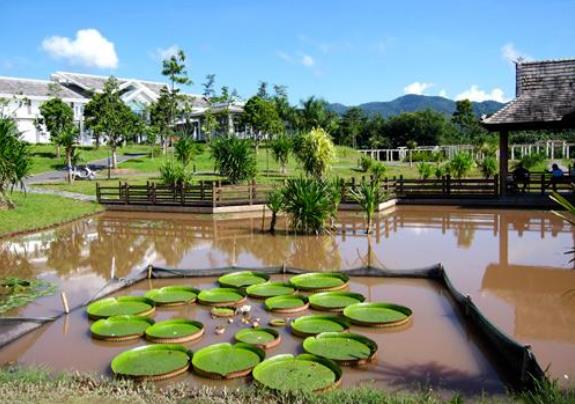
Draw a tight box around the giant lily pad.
[145,319,204,344]
[264,295,309,313]
[197,288,247,306]
[290,315,349,337]
[246,282,295,299]
[87,296,155,320]
[90,315,154,341]
[309,291,365,312]
[110,344,192,381]
[218,271,270,288]
[144,286,199,306]
[302,332,378,365]
[289,273,349,292]
[343,302,412,327]
[210,307,236,318]
[192,342,265,379]
[234,327,281,349]
[252,354,342,392]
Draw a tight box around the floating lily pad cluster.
[85,270,413,390]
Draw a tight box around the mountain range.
[327,94,504,118]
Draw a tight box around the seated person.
[549,163,564,191]
[511,162,530,192]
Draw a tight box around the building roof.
[51,71,169,96]
[483,59,575,131]
[0,76,86,100]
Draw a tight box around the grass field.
[0,193,103,238]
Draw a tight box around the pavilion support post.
[499,130,509,196]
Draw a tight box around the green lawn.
[0,193,103,237]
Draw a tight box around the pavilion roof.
[483,59,575,131]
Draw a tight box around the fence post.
[152,182,156,205]
[249,182,253,205]
[212,181,217,207]
[124,182,129,205]
[494,174,499,198]
[446,175,451,196]
[399,175,404,194]
[252,179,257,202]
[384,177,389,192]
[200,181,205,200]
[540,173,545,194]
[180,182,185,206]
[96,182,100,203]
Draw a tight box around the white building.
[0,72,244,144]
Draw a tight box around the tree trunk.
[56,145,61,159]
[0,188,15,210]
[366,214,372,234]
[112,145,118,169]
[66,148,74,184]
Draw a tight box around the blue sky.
[1,0,574,105]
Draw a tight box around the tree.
[83,77,140,168]
[256,81,269,99]
[338,107,366,148]
[242,96,283,153]
[39,97,75,158]
[149,87,177,153]
[202,74,216,98]
[270,133,292,174]
[298,96,339,133]
[294,127,336,179]
[162,49,191,91]
[200,107,219,141]
[384,110,455,147]
[272,85,298,132]
[406,140,417,167]
[0,118,30,209]
[210,136,256,184]
[452,99,487,143]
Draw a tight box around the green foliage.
[270,133,292,174]
[448,152,474,179]
[0,118,30,207]
[298,96,339,133]
[359,155,374,172]
[159,159,192,187]
[370,162,387,183]
[518,152,546,170]
[0,277,57,314]
[294,127,336,179]
[337,107,366,147]
[161,49,192,89]
[407,150,446,163]
[210,136,257,184]
[451,99,487,143]
[174,137,200,166]
[266,188,285,233]
[434,163,446,179]
[477,156,498,179]
[201,107,219,141]
[417,162,433,179]
[350,180,386,233]
[385,109,456,147]
[242,96,284,148]
[281,177,340,234]
[38,97,75,146]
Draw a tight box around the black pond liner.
[0,263,547,392]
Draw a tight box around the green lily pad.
[211,307,236,317]
[144,286,199,306]
[110,344,192,381]
[246,282,295,298]
[197,288,247,306]
[145,319,204,343]
[252,354,342,392]
[264,295,309,313]
[235,327,281,349]
[290,315,350,337]
[309,291,365,311]
[303,332,378,365]
[289,273,349,292]
[218,271,270,288]
[343,302,413,327]
[87,296,155,320]
[90,315,153,341]
[192,342,265,379]
[269,318,287,327]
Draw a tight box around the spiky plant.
[270,133,292,174]
[266,188,285,234]
[350,180,386,234]
[210,136,256,184]
[0,118,30,209]
[159,159,191,187]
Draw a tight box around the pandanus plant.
[350,180,386,234]
[266,188,284,234]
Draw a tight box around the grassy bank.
[0,193,103,238]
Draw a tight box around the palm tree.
[266,188,284,234]
[350,180,386,234]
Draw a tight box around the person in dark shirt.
[549,163,564,191]
[512,162,530,192]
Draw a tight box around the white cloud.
[276,50,294,64]
[438,89,448,98]
[501,42,531,64]
[42,29,118,69]
[301,54,315,67]
[403,81,434,95]
[456,85,507,103]
[153,44,180,61]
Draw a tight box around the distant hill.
[327,94,504,118]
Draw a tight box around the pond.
[0,206,574,395]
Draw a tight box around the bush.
[449,152,474,179]
[293,127,336,179]
[349,180,386,233]
[174,137,201,166]
[281,177,339,234]
[266,188,285,233]
[270,134,292,174]
[0,118,31,208]
[417,162,433,179]
[359,155,374,172]
[159,159,191,187]
[405,150,446,163]
[517,152,545,170]
[478,156,498,178]
[210,136,257,184]
[370,162,387,183]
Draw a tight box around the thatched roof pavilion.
[483,58,575,194]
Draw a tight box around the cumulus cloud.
[301,54,315,67]
[438,89,448,98]
[403,81,434,95]
[42,29,118,69]
[153,44,181,61]
[456,85,507,103]
[501,43,531,64]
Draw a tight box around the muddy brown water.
[1,206,574,395]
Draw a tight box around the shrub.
[417,162,433,179]
[270,134,292,174]
[293,127,336,179]
[517,152,545,170]
[0,118,30,209]
[349,180,386,233]
[449,152,474,179]
[174,137,201,166]
[370,162,387,183]
[359,155,374,172]
[266,188,284,233]
[210,136,256,184]
[281,177,339,234]
[478,156,498,178]
[159,160,191,187]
